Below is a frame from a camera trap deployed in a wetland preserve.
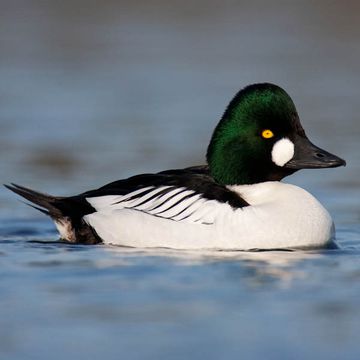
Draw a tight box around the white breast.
[83,182,335,250]
[226,182,335,249]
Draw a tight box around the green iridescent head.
[206,83,345,185]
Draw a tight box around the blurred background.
[0,0,359,219]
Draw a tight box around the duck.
[5,83,346,250]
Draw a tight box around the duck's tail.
[4,183,63,217]
[4,183,101,244]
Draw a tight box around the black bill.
[284,135,346,169]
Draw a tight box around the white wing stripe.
[87,185,225,225]
[153,194,202,218]
[169,196,207,220]
[146,188,189,212]
[123,186,175,208]
[147,190,196,215]
[184,200,218,224]
[125,187,186,211]
[114,186,155,203]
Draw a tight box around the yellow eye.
[261,129,274,139]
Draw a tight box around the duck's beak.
[284,135,346,169]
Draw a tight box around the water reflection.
[100,246,317,289]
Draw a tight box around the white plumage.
[271,138,295,167]
[83,181,334,250]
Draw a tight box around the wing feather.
[84,166,248,225]
[148,190,196,215]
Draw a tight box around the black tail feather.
[5,183,102,244]
[4,183,63,218]
[25,202,51,216]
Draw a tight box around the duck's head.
[207,83,346,185]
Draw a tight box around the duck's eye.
[261,129,274,139]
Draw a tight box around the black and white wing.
[82,166,248,225]
[5,166,249,244]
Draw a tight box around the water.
[0,1,360,359]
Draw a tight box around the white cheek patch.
[271,138,295,167]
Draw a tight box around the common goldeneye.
[6,83,346,250]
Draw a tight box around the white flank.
[271,138,295,166]
[83,182,335,250]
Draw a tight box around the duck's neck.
[207,146,263,185]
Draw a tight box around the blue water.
[1,1,360,359]
[1,220,360,360]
